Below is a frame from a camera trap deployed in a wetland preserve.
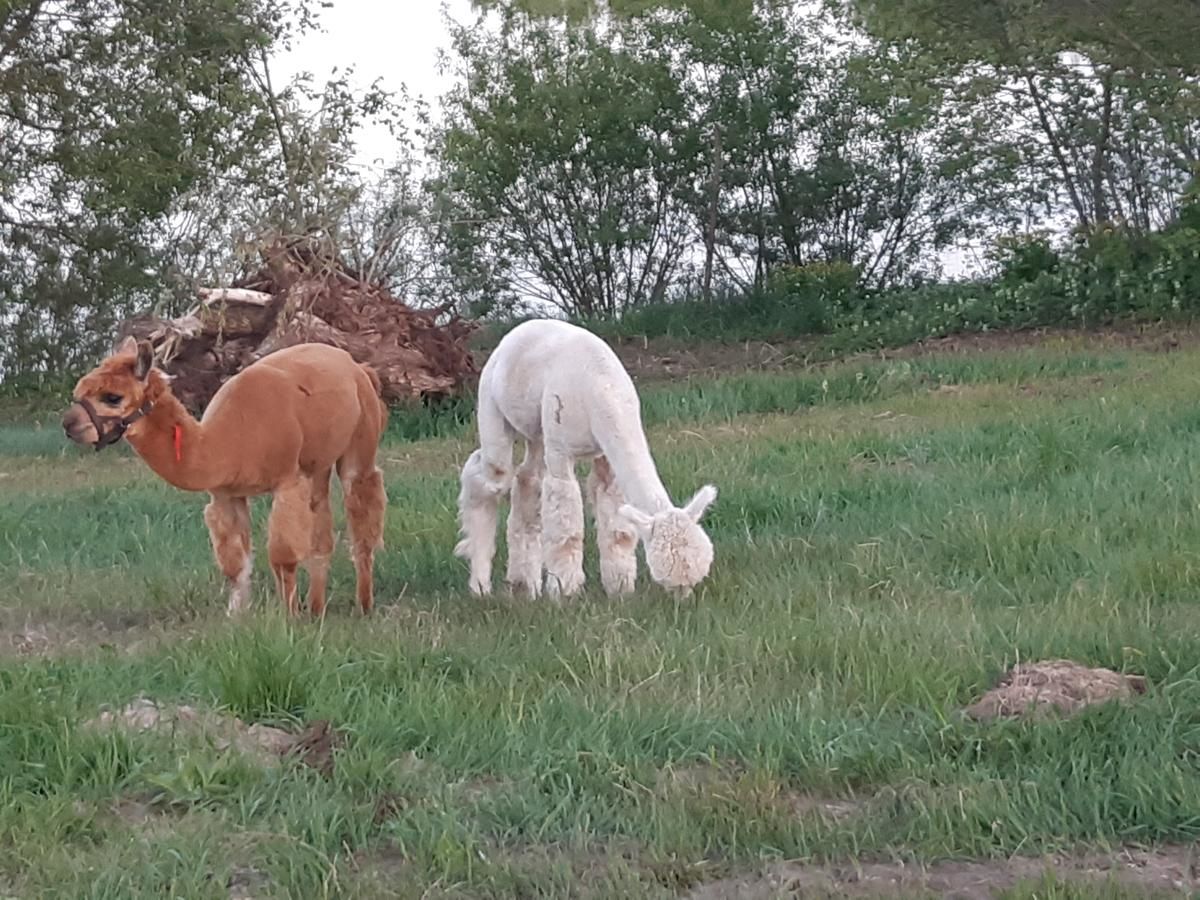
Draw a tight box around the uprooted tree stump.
[118,236,479,413]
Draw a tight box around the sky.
[272,0,477,169]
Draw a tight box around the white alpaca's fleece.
[455,319,717,598]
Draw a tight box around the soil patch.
[607,336,819,382]
[591,323,1200,383]
[657,762,867,826]
[685,845,1200,899]
[964,659,1148,722]
[0,614,184,659]
[875,323,1193,361]
[227,866,271,900]
[110,797,183,837]
[86,697,345,774]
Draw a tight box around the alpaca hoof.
[506,579,541,600]
[602,572,637,597]
[544,573,583,600]
[226,586,252,616]
[468,577,492,596]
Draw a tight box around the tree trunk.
[1089,68,1116,225]
[702,124,722,302]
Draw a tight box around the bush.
[990,232,1061,287]
[594,261,863,341]
[761,261,861,334]
[598,220,1200,356]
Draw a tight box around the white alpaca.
[455,319,717,599]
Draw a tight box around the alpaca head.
[62,337,163,450]
[618,485,717,597]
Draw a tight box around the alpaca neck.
[124,390,214,492]
[598,419,673,513]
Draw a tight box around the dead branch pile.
[119,236,478,413]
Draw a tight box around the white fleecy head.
[618,485,717,597]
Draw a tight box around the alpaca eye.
[101,393,123,406]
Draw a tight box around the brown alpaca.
[62,337,389,617]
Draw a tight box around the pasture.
[3,333,1200,898]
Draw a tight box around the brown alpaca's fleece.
[63,337,389,617]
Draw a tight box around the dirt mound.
[86,697,345,774]
[119,235,478,413]
[686,845,1200,899]
[964,659,1148,722]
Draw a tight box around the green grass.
[2,340,1200,897]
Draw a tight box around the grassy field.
[3,335,1200,897]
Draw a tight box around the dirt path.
[687,845,1200,899]
[468,321,1200,386]
[607,322,1200,382]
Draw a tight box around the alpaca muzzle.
[64,398,153,451]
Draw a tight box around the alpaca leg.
[588,455,638,596]
[505,440,544,597]
[454,396,515,595]
[541,451,585,599]
[204,494,253,615]
[268,476,313,617]
[455,450,504,595]
[342,464,386,615]
[305,468,334,618]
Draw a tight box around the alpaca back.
[482,320,669,511]
[481,320,635,441]
[203,343,378,478]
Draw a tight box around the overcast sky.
[272,0,476,168]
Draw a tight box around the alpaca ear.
[133,340,155,380]
[114,336,139,358]
[684,485,718,522]
[617,504,654,536]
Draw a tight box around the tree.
[840,0,1195,232]
[847,0,1200,73]
[172,66,417,297]
[0,0,313,376]
[635,1,1018,287]
[844,0,1200,233]
[430,13,695,318]
[471,0,753,22]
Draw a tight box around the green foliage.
[209,626,321,722]
[991,232,1062,287]
[602,222,1200,349]
[603,261,859,340]
[0,0,294,374]
[145,752,252,810]
[1179,176,1200,231]
[0,0,411,382]
[764,261,861,333]
[385,395,477,442]
[472,0,753,20]
[433,0,1020,318]
[848,0,1200,72]
[430,13,694,318]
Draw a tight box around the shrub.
[990,231,1062,287]
[761,261,862,335]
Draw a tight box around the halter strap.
[77,397,154,451]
